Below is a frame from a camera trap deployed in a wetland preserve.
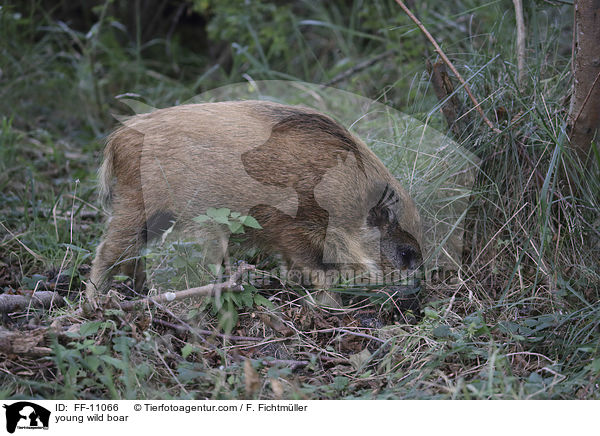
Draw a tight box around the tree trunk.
[568,0,600,165]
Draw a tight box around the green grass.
[0,0,598,400]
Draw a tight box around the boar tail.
[98,135,116,212]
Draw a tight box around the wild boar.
[86,100,422,305]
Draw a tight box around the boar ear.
[367,184,399,227]
[367,206,389,227]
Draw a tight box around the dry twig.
[112,262,256,311]
[393,0,502,134]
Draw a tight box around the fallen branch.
[393,0,502,134]
[0,327,53,356]
[0,291,65,314]
[112,262,256,311]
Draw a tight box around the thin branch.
[512,0,527,89]
[112,262,256,311]
[393,0,502,134]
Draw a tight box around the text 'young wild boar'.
[86,100,422,305]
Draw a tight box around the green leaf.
[137,363,152,377]
[79,321,103,337]
[213,216,230,225]
[267,366,292,378]
[88,345,108,355]
[218,300,239,333]
[228,291,241,306]
[99,355,127,371]
[84,355,101,372]
[423,307,439,319]
[177,365,206,383]
[181,344,195,359]
[349,349,371,371]
[332,376,349,391]
[192,214,211,223]
[238,289,254,308]
[239,215,262,229]
[173,255,188,268]
[112,335,135,354]
[527,372,544,384]
[228,221,245,234]
[186,308,199,320]
[207,207,231,222]
[433,325,453,339]
[253,294,274,309]
[205,207,218,217]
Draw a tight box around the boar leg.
[86,199,146,303]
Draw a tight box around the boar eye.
[397,246,420,270]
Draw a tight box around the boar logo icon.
[3,402,50,433]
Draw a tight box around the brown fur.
[86,101,422,303]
